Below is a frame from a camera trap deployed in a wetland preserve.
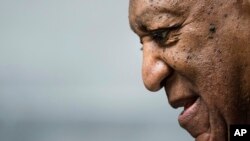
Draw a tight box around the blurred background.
[0,0,192,141]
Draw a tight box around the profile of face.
[129,0,250,140]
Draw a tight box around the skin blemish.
[208,23,216,39]
[209,24,216,33]
[129,0,250,140]
[208,36,213,39]
[218,50,221,54]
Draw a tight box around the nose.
[142,42,172,92]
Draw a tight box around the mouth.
[178,97,201,136]
[180,97,199,116]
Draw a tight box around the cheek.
[161,29,206,82]
[162,47,196,74]
[187,44,242,123]
[162,22,235,101]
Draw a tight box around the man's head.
[129,0,250,140]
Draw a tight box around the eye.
[151,29,170,43]
[149,24,181,46]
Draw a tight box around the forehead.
[129,0,194,32]
[130,0,186,12]
[129,0,187,18]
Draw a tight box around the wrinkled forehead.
[130,0,183,12]
[129,0,194,32]
[129,0,192,17]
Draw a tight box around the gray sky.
[0,0,192,141]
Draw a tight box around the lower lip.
[178,98,200,126]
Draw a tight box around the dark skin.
[129,0,250,140]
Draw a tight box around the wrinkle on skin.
[129,0,250,141]
[129,0,191,36]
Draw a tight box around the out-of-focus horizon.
[0,0,192,141]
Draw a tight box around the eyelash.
[140,30,170,51]
[151,29,170,44]
[139,25,181,50]
[150,25,181,45]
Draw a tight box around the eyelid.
[139,24,181,45]
[151,29,170,38]
[149,24,181,33]
[151,24,181,46]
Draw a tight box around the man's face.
[129,0,250,140]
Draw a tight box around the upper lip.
[168,93,199,109]
[169,96,198,108]
[162,72,199,109]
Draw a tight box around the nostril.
[160,68,174,88]
[160,77,168,88]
